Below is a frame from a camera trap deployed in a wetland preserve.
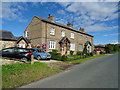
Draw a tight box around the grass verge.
[65,54,107,64]
[2,62,61,88]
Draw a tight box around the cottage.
[0,30,17,49]
[24,15,94,55]
[0,30,31,49]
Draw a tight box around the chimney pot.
[79,27,84,32]
[67,22,73,28]
[48,15,54,21]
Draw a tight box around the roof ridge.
[0,30,11,32]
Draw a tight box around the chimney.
[79,27,84,32]
[67,22,73,28]
[48,14,54,22]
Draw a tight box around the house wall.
[24,16,94,54]
[24,17,43,47]
[0,40,16,50]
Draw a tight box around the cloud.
[109,40,119,44]
[103,33,120,36]
[57,10,66,15]
[56,2,118,32]
[85,24,118,32]
[1,2,28,22]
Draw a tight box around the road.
[19,54,118,88]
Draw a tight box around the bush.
[70,50,74,56]
[52,49,58,53]
[49,49,61,60]
[77,51,82,55]
[61,55,68,61]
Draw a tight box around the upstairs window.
[50,27,55,35]
[86,37,88,41]
[80,35,83,40]
[61,31,65,37]
[25,31,29,37]
[70,33,74,39]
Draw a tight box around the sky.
[1,0,119,45]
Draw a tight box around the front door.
[59,36,70,55]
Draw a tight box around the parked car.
[29,48,51,60]
[0,47,33,62]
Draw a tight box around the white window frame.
[25,31,29,37]
[61,31,65,37]
[50,27,55,35]
[70,43,75,51]
[19,44,26,48]
[49,41,56,49]
[70,33,74,39]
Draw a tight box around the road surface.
[19,54,118,88]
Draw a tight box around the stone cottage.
[24,15,94,55]
[0,30,31,49]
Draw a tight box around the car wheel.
[21,57,28,62]
[37,55,41,60]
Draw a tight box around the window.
[50,27,55,35]
[19,44,26,48]
[80,35,83,40]
[2,49,14,53]
[70,43,75,51]
[49,41,56,49]
[17,49,29,52]
[86,37,88,41]
[70,33,74,39]
[61,31,65,37]
[79,44,83,51]
[25,31,29,37]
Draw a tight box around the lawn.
[2,54,107,89]
[65,54,107,64]
[2,62,61,88]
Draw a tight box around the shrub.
[61,55,68,61]
[49,49,61,60]
[52,49,58,53]
[77,51,82,55]
[70,50,74,56]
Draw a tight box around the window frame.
[61,31,65,37]
[80,35,83,40]
[70,43,75,51]
[49,41,56,49]
[50,27,55,35]
[70,33,74,39]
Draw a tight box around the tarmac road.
[19,54,118,88]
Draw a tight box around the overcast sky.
[1,0,119,45]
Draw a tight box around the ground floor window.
[70,43,75,51]
[19,44,26,48]
[49,41,56,49]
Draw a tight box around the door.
[2,48,15,58]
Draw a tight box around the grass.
[2,54,107,88]
[65,54,107,64]
[2,62,61,88]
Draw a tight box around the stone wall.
[0,40,16,50]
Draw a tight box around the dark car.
[0,47,33,62]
